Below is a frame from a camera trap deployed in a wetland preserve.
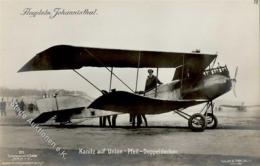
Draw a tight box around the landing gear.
[173,100,218,131]
[188,113,207,132]
[173,110,206,132]
[201,101,218,129]
[204,113,218,129]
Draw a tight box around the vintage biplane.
[19,45,237,131]
[214,100,260,111]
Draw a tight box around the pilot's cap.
[148,69,154,73]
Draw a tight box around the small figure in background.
[19,99,25,112]
[28,103,34,113]
[0,98,7,116]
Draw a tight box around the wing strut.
[155,68,159,97]
[84,49,135,93]
[73,69,105,94]
[109,67,113,92]
[180,54,185,93]
[135,52,141,92]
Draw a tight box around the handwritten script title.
[20,8,98,19]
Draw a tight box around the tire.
[204,113,218,129]
[188,113,207,132]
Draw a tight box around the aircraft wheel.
[188,113,206,132]
[205,113,218,129]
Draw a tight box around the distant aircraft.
[214,100,260,111]
[19,45,238,131]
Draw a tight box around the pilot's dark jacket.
[145,75,162,92]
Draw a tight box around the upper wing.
[19,45,217,72]
[88,91,206,114]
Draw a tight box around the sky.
[0,0,259,104]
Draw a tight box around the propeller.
[231,66,238,97]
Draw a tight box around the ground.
[0,107,260,166]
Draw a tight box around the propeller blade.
[231,66,238,98]
[234,66,238,79]
[232,85,237,98]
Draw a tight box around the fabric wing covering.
[19,45,217,72]
[88,91,206,114]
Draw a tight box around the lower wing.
[32,107,121,124]
[88,91,206,114]
[32,107,85,123]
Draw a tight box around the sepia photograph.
[0,0,259,165]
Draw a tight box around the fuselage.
[145,66,232,101]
